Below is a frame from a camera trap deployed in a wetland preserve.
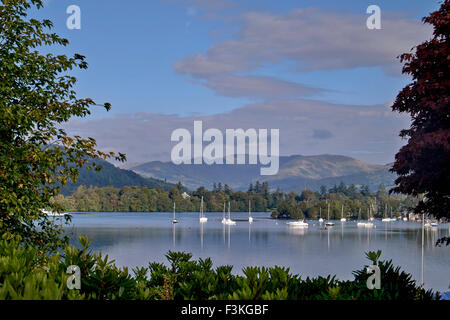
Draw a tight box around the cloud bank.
[174,8,432,98]
[64,99,410,165]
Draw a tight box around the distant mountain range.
[129,154,396,192]
[60,159,179,195]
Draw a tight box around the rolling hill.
[60,159,179,195]
[130,154,396,192]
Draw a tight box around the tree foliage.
[54,182,419,222]
[0,0,125,248]
[390,0,450,220]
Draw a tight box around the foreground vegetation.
[0,233,437,300]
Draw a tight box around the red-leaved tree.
[390,1,449,224]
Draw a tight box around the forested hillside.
[60,159,180,195]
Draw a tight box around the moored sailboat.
[199,196,207,223]
[325,202,334,227]
[224,202,236,225]
[364,207,374,228]
[172,202,178,224]
[382,204,391,222]
[221,202,227,224]
[340,205,346,222]
[287,220,309,228]
[357,208,365,227]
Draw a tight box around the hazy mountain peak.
[130,154,393,192]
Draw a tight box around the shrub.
[0,234,437,300]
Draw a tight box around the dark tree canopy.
[0,0,124,248]
[390,0,450,220]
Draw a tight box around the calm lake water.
[63,212,450,292]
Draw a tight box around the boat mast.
[421,213,424,286]
[223,202,226,220]
[173,202,176,220]
[200,196,204,219]
[327,202,330,220]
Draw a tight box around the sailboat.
[325,202,334,227]
[382,203,391,222]
[357,207,365,227]
[319,207,324,223]
[172,202,178,224]
[224,202,236,225]
[41,209,69,217]
[340,204,346,222]
[389,207,396,222]
[248,200,253,223]
[287,220,308,228]
[369,203,375,221]
[424,215,431,228]
[403,211,408,221]
[221,202,227,224]
[199,196,208,223]
[364,207,374,228]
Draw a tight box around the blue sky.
[34,0,440,164]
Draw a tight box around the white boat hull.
[42,209,69,217]
[357,222,366,227]
[287,221,308,228]
[224,219,236,225]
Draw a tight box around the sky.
[34,0,439,165]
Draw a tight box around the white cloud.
[64,99,410,165]
[192,74,328,99]
[176,8,432,75]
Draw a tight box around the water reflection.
[222,222,226,245]
[172,223,176,248]
[200,222,204,250]
[327,226,330,251]
[227,223,230,249]
[65,213,450,292]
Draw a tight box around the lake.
[63,212,450,292]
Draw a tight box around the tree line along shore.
[52,181,421,220]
